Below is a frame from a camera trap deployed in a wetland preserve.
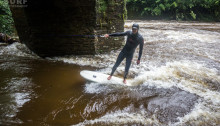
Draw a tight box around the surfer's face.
[132,28,138,34]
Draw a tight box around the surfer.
[104,23,144,84]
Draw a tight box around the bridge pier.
[9,0,126,57]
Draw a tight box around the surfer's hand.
[137,60,140,65]
[104,34,109,38]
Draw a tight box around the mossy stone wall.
[95,0,126,53]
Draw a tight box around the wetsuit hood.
[132,23,139,36]
[132,24,139,30]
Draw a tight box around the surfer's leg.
[123,79,127,84]
[124,55,133,80]
[107,75,112,80]
[110,52,125,76]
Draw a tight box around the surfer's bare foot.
[107,76,112,80]
[123,79,127,84]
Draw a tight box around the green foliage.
[0,0,14,35]
[98,0,107,14]
[190,11,196,19]
[126,0,220,21]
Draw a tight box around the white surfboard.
[80,70,132,86]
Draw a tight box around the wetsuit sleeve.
[138,38,144,60]
[109,31,129,37]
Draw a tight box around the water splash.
[0,42,37,58]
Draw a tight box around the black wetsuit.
[109,30,144,79]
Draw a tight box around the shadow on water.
[0,56,92,125]
[15,59,94,125]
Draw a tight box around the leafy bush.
[0,0,14,35]
[126,0,220,21]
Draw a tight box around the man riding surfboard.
[104,23,144,84]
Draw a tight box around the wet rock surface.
[147,87,198,123]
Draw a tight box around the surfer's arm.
[138,38,144,61]
[104,31,129,38]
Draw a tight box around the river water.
[0,20,220,125]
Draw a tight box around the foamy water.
[0,42,37,58]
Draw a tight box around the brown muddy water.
[0,20,220,125]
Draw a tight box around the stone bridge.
[9,0,126,57]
